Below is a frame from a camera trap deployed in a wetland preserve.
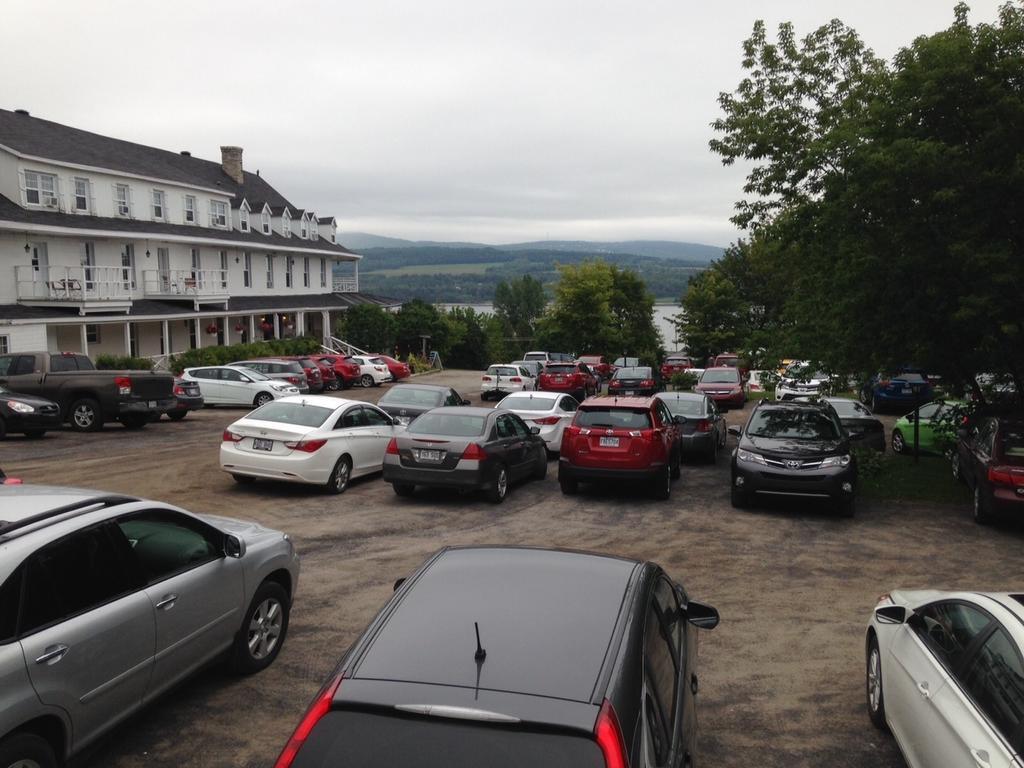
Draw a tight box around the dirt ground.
[3,370,1022,768]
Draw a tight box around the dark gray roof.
[0,292,400,321]
[0,109,298,215]
[317,216,336,224]
[0,194,356,255]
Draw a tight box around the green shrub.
[670,371,698,391]
[169,336,321,373]
[851,446,885,479]
[95,354,154,370]
[405,353,432,374]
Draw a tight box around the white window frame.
[23,170,58,208]
[266,254,274,289]
[285,257,293,288]
[0,335,8,354]
[320,258,327,288]
[261,209,271,235]
[86,324,101,344]
[114,183,132,217]
[81,242,96,288]
[152,189,166,220]
[300,218,309,239]
[73,177,91,213]
[240,207,250,232]
[282,212,291,238]
[184,194,197,224]
[330,226,336,244]
[191,247,201,279]
[209,200,228,228]
[121,244,136,289]
[219,250,228,289]
[303,257,310,288]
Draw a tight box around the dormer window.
[261,209,270,235]
[300,218,308,239]
[114,183,132,217]
[209,200,228,228]
[23,170,58,207]
[282,212,291,238]
[240,207,250,232]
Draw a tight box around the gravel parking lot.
[3,370,1022,768]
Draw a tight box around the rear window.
[295,710,603,768]
[614,367,652,379]
[577,407,652,430]
[50,354,92,372]
[501,395,554,411]
[247,402,333,427]
[487,366,519,376]
[379,388,444,407]
[659,398,703,416]
[544,365,576,375]
[408,412,487,437]
[999,424,1024,465]
[578,356,601,364]
[828,399,872,418]
[524,353,548,361]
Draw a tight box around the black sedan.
[377,384,471,427]
[823,397,885,452]
[729,399,858,516]
[607,366,660,397]
[163,376,204,421]
[655,391,728,462]
[270,546,719,768]
[382,407,547,502]
[0,386,61,439]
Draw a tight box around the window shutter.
[128,186,134,218]
[111,183,119,214]
[54,176,65,211]
[87,180,96,216]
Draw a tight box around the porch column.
[194,317,202,349]
[124,321,132,356]
[249,315,257,341]
[273,314,280,339]
[354,260,359,292]
[321,310,331,346]
[161,320,170,355]
[224,314,230,346]
[80,324,89,356]
[296,311,305,337]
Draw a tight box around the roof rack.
[0,495,136,539]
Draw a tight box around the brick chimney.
[220,146,244,184]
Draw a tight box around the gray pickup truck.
[0,352,174,431]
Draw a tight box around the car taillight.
[534,416,560,425]
[273,675,343,768]
[173,385,185,395]
[288,376,302,385]
[462,442,487,461]
[284,439,327,453]
[482,375,492,381]
[386,437,399,455]
[609,380,621,388]
[594,699,628,768]
[879,379,891,387]
[115,375,132,396]
[989,466,1024,487]
[222,430,242,442]
[696,419,712,432]
[510,377,522,383]
[642,379,654,387]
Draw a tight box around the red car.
[317,355,362,389]
[275,355,325,393]
[537,362,599,401]
[953,415,1024,524]
[660,354,693,380]
[694,367,747,410]
[712,352,749,380]
[373,354,411,381]
[558,396,682,499]
[578,354,615,380]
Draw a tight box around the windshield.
[1000,425,1024,466]
[577,407,652,430]
[746,409,841,440]
[501,395,553,411]
[785,365,827,380]
[246,401,333,427]
[408,412,487,437]
[487,366,519,376]
[615,367,652,379]
[578,356,601,364]
[379,388,443,407]
[701,369,739,384]
[659,397,704,416]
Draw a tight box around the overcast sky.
[1,1,1008,247]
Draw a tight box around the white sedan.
[348,355,391,387]
[866,589,1024,768]
[220,395,405,493]
[481,364,537,401]
[182,365,299,407]
[496,390,578,455]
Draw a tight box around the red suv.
[317,355,362,389]
[558,396,681,499]
[537,362,599,401]
[660,354,693,380]
[578,354,615,380]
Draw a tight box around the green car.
[891,400,965,455]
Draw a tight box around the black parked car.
[655,391,728,462]
[0,386,61,439]
[162,377,204,421]
[822,397,885,452]
[729,399,858,516]
[271,546,719,768]
[382,407,547,502]
[377,384,471,427]
[607,366,659,397]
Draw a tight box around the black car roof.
[351,547,639,704]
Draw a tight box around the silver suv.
[0,485,300,767]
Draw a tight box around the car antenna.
[474,621,487,661]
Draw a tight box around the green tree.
[493,274,546,342]
[444,307,491,370]
[608,267,662,363]
[394,299,450,360]
[336,304,396,353]
[675,269,745,365]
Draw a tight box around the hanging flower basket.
[260,321,273,332]
[205,323,218,335]
[233,324,245,333]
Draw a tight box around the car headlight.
[8,401,35,414]
[781,379,793,388]
[393,416,411,425]
[820,454,852,468]
[737,448,767,465]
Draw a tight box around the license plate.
[599,436,620,447]
[148,400,156,408]
[253,438,273,451]
[902,387,912,394]
[555,377,564,382]
[417,449,442,462]
[624,390,636,396]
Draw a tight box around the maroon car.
[694,367,746,410]
[373,354,411,381]
[660,354,693,381]
[537,362,599,402]
[953,415,1024,524]
[317,355,362,389]
[578,354,614,380]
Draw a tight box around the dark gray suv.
[272,546,718,768]
[0,485,300,768]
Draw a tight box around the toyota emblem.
[786,460,801,469]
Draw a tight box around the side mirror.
[685,600,720,630]
[874,605,907,625]
[728,425,741,437]
[462,399,472,406]
[393,577,406,592]
[530,426,541,435]
[224,534,246,559]
[674,415,686,424]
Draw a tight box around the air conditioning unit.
[42,196,59,208]
[118,204,130,216]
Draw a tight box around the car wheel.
[230,581,290,675]
[325,456,352,494]
[361,374,374,388]
[974,486,993,525]
[0,732,58,768]
[24,429,46,439]
[651,464,671,500]
[487,465,510,503]
[167,410,188,421]
[670,449,681,479]
[253,392,274,408]
[951,452,963,483]
[68,397,103,432]
[232,473,256,485]
[392,482,416,497]
[891,430,905,454]
[730,484,748,509]
[867,636,888,730]
[121,415,148,430]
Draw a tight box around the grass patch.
[363,262,506,276]
[859,453,970,505]
[748,390,774,401]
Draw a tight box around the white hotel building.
[0,108,396,359]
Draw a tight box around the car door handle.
[156,594,178,610]
[916,680,931,699]
[690,673,699,695]
[970,749,991,768]
[35,644,69,665]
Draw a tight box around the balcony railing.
[142,269,229,297]
[16,265,133,303]
[333,278,358,293]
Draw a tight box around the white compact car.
[182,366,299,407]
[481,364,537,400]
[496,391,578,454]
[220,395,404,493]
[775,361,830,400]
[348,356,391,387]
[866,589,1024,768]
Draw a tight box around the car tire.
[670,449,681,480]
[230,581,290,675]
[121,415,148,430]
[951,452,964,483]
[487,464,510,504]
[24,429,46,439]
[253,392,274,408]
[68,397,103,432]
[871,394,881,413]
[167,411,188,421]
[707,437,719,464]
[891,429,905,454]
[559,473,578,495]
[866,635,888,730]
[974,486,993,525]
[0,732,58,768]
[651,464,672,500]
[730,484,748,509]
[325,456,352,494]
[232,473,256,485]
[533,449,548,480]
[361,374,374,388]
[392,482,415,497]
